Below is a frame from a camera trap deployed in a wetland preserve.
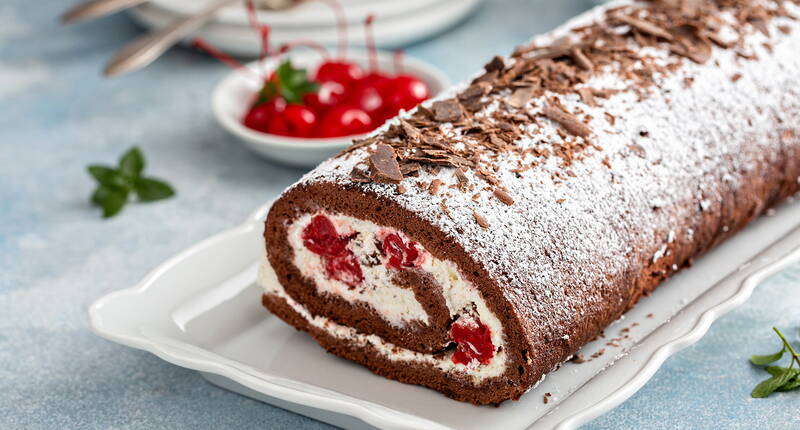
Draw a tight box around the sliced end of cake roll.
[262,181,537,405]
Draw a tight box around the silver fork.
[61,0,148,24]
[103,0,242,77]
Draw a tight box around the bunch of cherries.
[227,1,431,139]
[243,58,430,138]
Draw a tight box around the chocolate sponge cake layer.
[261,0,800,405]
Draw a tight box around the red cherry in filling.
[450,317,495,365]
[301,215,348,257]
[315,60,364,87]
[301,215,364,287]
[382,233,420,269]
[324,252,364,287]
[319,106,373,137]
[303,81,347,113]
[385,75,430,112]
[282,104,317,137]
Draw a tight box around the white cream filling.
[420,253,506,364]
[280,212,509,379]
[259,261,509,382]
[288,214,429,327]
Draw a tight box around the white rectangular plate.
[90,197,800,430]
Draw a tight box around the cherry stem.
[193,38,260,80]
[364,14,378,72]
[278,40,330,59]
[245,0,272,78]
[317,0,348,59]
[393,48,405,75]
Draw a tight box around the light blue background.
[1,0,798,428]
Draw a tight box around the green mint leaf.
[281,86,300,104]
[751,348,786,365]
[91,185,109,205]
[119,146,145,179]
[777,377,800,392]
[92,187,129,218]
[297,81,320,94]
[752,367,795,398]
[87,146,175,218]
[272,60,318,105]
[135,177,176,202]
[87,165,117,185]
[765,366,799,378]
[88,165,130,190]
[276,60,300,86]
[257,81,279,105]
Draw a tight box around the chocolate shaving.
[350,165,373,183]
[670,39,712,63]
[542,105,592,138]
[400,162,422,176]
[472,69,498,85]
[577,87,597,107]
[429,179,443,196]
[611,12,674,41]
[485,56,506,72]
[570,48,594,71]
[454,167,470,187]
[432,99,464,122]
[368,144,403,184]
[525,35,577,61]
[509,86,535,109]
[472,211,490,229]
[414,105,435,120]
[750,18,770,36]
[493,188,515,205]
[439,201,451,218]
[461,82,491,101]
[399,119,424,141]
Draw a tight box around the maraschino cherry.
[320,107,373,137]
[301,215,363,287]
[212,0,433,139]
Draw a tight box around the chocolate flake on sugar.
[368,144,403,184]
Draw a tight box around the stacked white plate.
[128,0,483,56]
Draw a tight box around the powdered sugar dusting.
[283,1,800,351]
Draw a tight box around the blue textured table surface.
[1,0,798,428]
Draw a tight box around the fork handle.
[61,0,148,24]
[104,0,241,77]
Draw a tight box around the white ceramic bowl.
[212,50,450,167]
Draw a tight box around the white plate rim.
[88,202,800,430]
[89,202,451,430]
[147,0,453,28]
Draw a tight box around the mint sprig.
[87,146,175,218]
[257,60,319,105]
[750,327,800,398]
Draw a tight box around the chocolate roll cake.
[260,0,800,405]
